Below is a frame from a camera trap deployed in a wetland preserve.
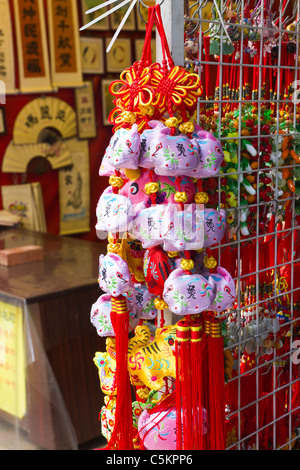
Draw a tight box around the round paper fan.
[13,97,77,145]
[2,140,73,173]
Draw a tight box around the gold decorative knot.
[109,176,124,188]
[136,387,150,401]
[167,251,179,258]
[107,242,122,254]
[145,182,159,194]
[154,298,169,310]
[179,121,195,134]
[174,191,188,203]
[204,255,217,269]
[121,111,136,124]
[139,105,155,116]
[165,117,179,128]
[195,192,209,204]
[180,258,194,271]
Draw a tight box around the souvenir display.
[1,0,300,453]
[90,4,236,451]
[89,0,300,452]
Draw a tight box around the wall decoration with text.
[75,81,97,139]
[0,0,18,94]
[80,37,104,75]
[13,0,52,93]
[12,97,77,146]
[47,0,83,88]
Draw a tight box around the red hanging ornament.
[190,317,208,450]
[203,313,226,450]
[105,296,134,450]
[175,319,192,450]
[109,6,158,132]
[144,245,174,297]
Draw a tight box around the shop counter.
[0,228,106,450]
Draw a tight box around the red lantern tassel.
[175,319,192,450]
[190,316,207,450]
[175,317,208,450]
[105,296,134,450]
[205,313,226,450]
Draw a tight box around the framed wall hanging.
[47,0,83,88]
[105,38,131,73]
[0,0,18,94]
[75,81,97,140]
[13,0,52,93]
[1,182,47,232]
[80,37,104,75]
[81,0,109,30]
[110,4,135,31]
[58,138,90,235]
[101,79,116,126]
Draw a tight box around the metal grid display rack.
[181,0,300,450]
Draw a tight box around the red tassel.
[105,296,134,450]
[204,313,226,450]
[175,319,191,450]
[149,390,176,415]
[175,317,208,450]
[190,316,207,450]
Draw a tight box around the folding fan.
[2,140,73,173]
[13,97,77,145]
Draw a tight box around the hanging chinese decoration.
[183,0,300,450]
[91,3,237,451]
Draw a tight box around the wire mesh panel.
[183,0,300,450]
